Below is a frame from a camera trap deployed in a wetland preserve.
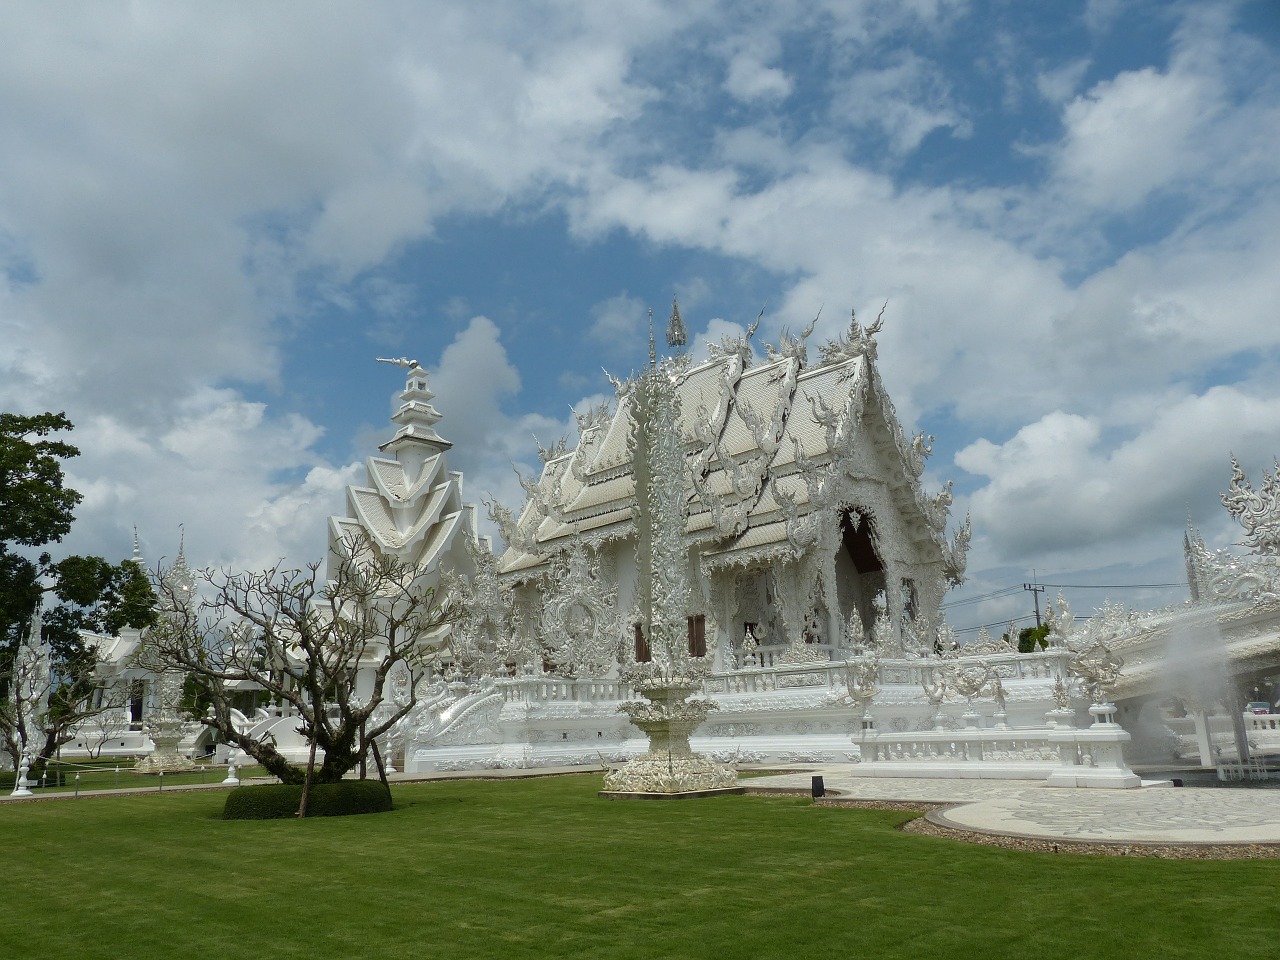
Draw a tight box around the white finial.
[377,357,421,370]
[648,308,656,369]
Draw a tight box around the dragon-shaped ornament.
[1184,458,1280,605]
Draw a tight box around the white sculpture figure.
[1043,592,1075,647]
[221,753,240,786]
[135,543,200,774]
[1068,641,1123,709]
[740,624,759,668]
[835,655,880,729]
[946,662,991,708]
[1184,458,1280,604]
[840,606,866,653]
[540,545,622,678]
[990,673,1008,728]
[1221,456,1280,555]
[11,749,34,798]
[920,667,949,730]
[870,596,894,650]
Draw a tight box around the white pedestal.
[1044,704,1142,789]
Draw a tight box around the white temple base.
[1043,707,1145,789]
[134,734,199,774]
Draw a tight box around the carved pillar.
[818,520,841,651]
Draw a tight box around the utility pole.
[1023,577,1045,628]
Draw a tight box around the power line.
[1037,582,1184,590]
[943,580,1186,610]
[939,585,1023,609]
[951,615,1034,635]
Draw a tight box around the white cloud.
[427,315,573,540]
[589,292,647,346]
[955,387,1280,563]
[306,179,433,277]
[725,52,793,103]
[55,389,359,571]
[1054,66,1206,210]
[1036,58,1090,104]
[830,52,970,155]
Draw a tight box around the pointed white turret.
[382,364,452,454]
[327,359,479,583]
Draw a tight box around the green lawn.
[3,774,1277,960]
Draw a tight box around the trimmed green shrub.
[222,780,393,820]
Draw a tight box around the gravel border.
[801,795,1280,859]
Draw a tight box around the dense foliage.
[222,780,393,820]
[1017,623,1051,653]
[0,412,157,778]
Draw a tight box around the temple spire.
[666,297,687,350]
[648,308,656,370]
[379,357,451,452]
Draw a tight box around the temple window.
[634,623,652,663]
[687,615,706,657]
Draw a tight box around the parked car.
[1246,701,1273,714]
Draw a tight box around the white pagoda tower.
[328,358,479,584]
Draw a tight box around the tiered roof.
[495,314,964,580]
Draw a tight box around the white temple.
[380,308,1148,787]
[42,310,1280,788]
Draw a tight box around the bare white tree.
[145,532,460,811]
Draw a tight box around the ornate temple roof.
[493,312,968,581]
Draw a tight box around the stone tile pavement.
[749,764,1280,845]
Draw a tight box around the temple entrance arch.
[835,507,887,643]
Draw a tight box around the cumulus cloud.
[56,389,360,571]
[1054,66,1206,210]
[955,387,1280,563]
[427,315,573,540]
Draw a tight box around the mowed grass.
[3,774,1278,960]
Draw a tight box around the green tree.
[0,412,82,548]
[1017,623,1051,653]
[0,413,157,779]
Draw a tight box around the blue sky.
[2,0,1278,634]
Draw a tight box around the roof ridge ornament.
[818,301,887,365]
[1222,455,1280,556]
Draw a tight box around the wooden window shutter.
[634,623,651,663]
[687,614,706,658]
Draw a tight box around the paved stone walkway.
[749,764,1280,845]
